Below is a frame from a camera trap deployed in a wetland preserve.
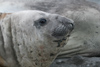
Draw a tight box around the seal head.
[33,12,74,47]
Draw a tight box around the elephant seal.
[0,10,74,67]
[1,0,100,62]
[18,0,100,58]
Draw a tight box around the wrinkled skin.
[0,10,74,67]
[0,0,100,64]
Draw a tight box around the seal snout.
[60,17,74,31]
[52,16,74,38]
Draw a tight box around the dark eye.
[39,18,47,26]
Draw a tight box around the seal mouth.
[53,38,66,47]
[53,34,70,47]
[52,25,72,47]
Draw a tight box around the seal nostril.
[70,23,74,30]
[68,23,74,31]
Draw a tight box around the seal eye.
[34,18,47,29]
[39,18,47,26]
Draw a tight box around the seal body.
[0,10,74,67]
[1,0,100,63]
[58,7,100,57]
